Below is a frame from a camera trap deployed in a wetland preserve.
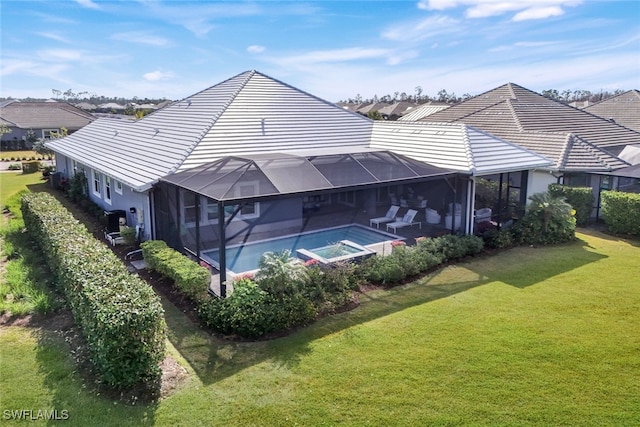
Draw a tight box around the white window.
[42,129,60,139]
[92,170,101,197]
[114,180,123,195]
[104,176,112,204]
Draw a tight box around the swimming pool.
[202,224,400,275]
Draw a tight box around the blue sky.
[1,0,639,102]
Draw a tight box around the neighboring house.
[377,102,417,120]
[416,83,637,213]
[582,90,640,133]
[0,100,95,150]
[47,70,552,290]
[356,102,390,116]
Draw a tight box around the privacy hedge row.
[140,240,211,301]
[548,184,594,226]
[601,190,640,236]
[21,192,166,388]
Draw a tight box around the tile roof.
[420,82,639,169]
[0,101,95,130]
[583,90,640,133]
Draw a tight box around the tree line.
[340,86,627,105]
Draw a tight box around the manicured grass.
[0,171,45,207]
[1,229,639,425]
[1,176,62,317]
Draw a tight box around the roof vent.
[608,117,616,123]
[261,118,266,135]
[186,100,192,107]
[113,130,118,137]
[153,128,160,135]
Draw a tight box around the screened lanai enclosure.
[154,150,468,295]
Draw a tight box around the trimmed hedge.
[601,191,640,236]
[21,192,166,388]
[359,234,484,285]
[140,240,211,301]
[548,184,594,226]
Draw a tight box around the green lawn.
[0,171,45,207]
[1,229,639,426]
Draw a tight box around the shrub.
[482,228,513,249]
[303,262,360,311]
[7,163,21,170]
[140,240,211,301]
[198,279,316,338]
[601,190,640,236]
[548,184,594,226]
[511,192,576,245]
[21,192,166,388]
[120,225,137,246]
[21,160,40,174]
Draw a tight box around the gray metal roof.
[370,121,553,175]
[161,150,460,202]
[398,103,450,122]
[423,83,640,161]
[47,70,373,191]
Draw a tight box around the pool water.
[203,224,399,274]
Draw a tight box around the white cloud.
[111,31,171,47]
[513,6,565,21]
[143,70,175,81]
[247,45,266,54]
[416,1,582,21]
[275,47,391,66]
[382,15,460,42]
[74,0,100,10]
[35,32,71,44]
[37,49,84,61]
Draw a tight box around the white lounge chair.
[386,209,421,232]
[369,205,400,228]
[475,207,492,223]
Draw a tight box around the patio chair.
[475,207,492,223]
[386,209,421,233]
[369,205,400,228]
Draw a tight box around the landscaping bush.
[21,192,166,388]
[510,192,576,245]
[481,228,513,249]
[548,184,594,226]
[7,163,21,170]
[601,190,640,236]
[140,240,211,301]
[21,160,40,174]
[303,262,360,312]
[198,279,316,338]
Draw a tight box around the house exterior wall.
[528,170,557,199]
[53,153,152,240]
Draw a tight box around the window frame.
[104,175,112,205]
[92,170,101,197]
[114,180,123,195]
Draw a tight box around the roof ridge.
[459,124,477,174]
[504,99,525,132]
[558,133,574,170]
[572,134,630,170]
[167,71,257,174]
